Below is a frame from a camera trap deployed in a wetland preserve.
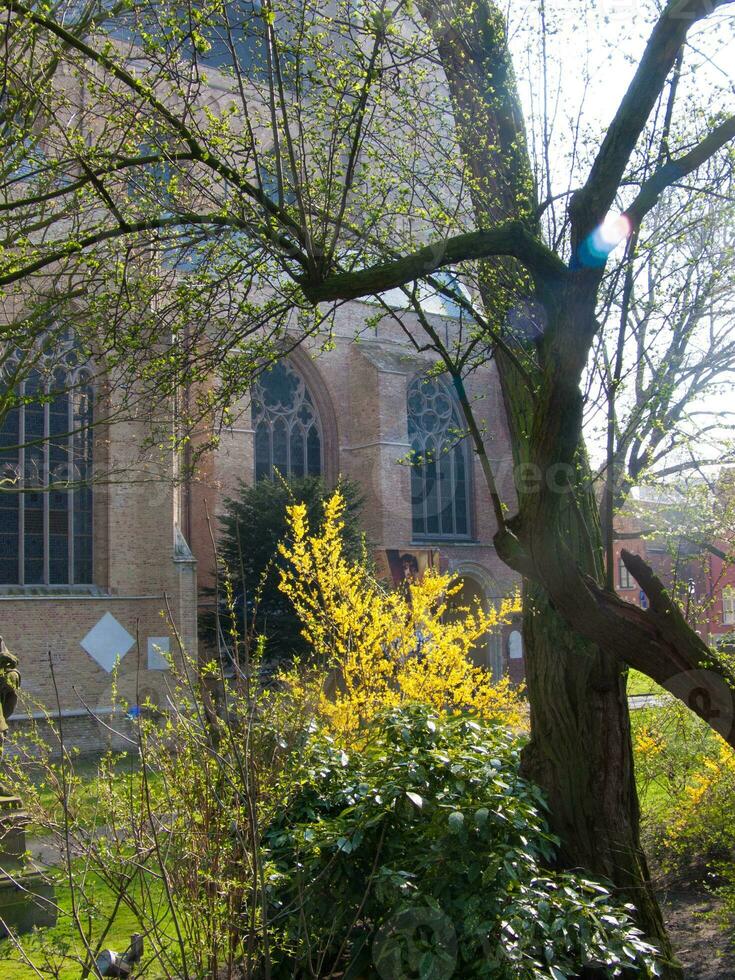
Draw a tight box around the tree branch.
[614,528,733,563]
[0,212,299,287]
[625,115,735,226]
[299,221,566,304]
[1,0,309,249]
[526,529,735,746]
[0,152,196,215]
[571,0,734,243]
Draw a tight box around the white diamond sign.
[80,613,135,673]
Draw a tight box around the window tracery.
[0,330,94,585]
[407,374,470,539]
[251,361,322,481]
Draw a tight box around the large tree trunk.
[414,1,683,970]
[522,588,676,971]
[508,386,678,970]
[494,310,680,967]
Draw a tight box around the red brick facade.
[613,495,735,646]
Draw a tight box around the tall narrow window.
[251,361,322,481]
[618,557,633,590]
[407,375,470,539]
[0,337,94,586]
[724,587,735,626]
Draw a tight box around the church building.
[0,294,521,750]
[0,3,524,750]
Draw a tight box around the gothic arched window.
[0,333,94,585]
[407,374,470,539]
[251,361,322,481]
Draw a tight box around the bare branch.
[571,0,734,243]
[1,0,309,250]
[626,115,735,226]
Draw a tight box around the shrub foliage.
[266,706,661,978]
[199,475,364,664]
[277,491,523,737]
[2,493,663,977]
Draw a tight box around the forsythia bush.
[632,695,735,931]
[665,742,735,861]
[632,696,720,848]
[277,490,523,738]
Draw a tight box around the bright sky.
[509,0,735,198]
[504,1,735,473]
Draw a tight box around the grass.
[627,668,666,698]
[0,868,174,979]
[1,752,174,978]
[631,698,724,837]
[0,869,160,980]
[18,750,162,838]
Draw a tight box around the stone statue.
[0,636,20,799]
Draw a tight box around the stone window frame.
[0,331,95,587]
[251,358,325,483]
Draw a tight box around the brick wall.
[0,378,198,752]
[3,295,522,752]
[187,299,521,678]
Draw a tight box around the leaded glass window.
[407,375,470,539]
[251,361,322,481]
[0,333,94,585]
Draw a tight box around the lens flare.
[576,213,632,268]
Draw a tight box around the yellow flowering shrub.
[664,741,735,858]
[277,490,523,739]
[631,694,735,930]
[633,725,664,761]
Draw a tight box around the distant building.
[612,479,734,646]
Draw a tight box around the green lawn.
[19,750,165,839]
[30,750,140,811]
[627,668,666,698]
[0,871,173,979]
[2,753,174,978]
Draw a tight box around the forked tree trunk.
[414,1,683,970]
[492,281,682,971]
[521,589,676,972]
[505,393,679,973]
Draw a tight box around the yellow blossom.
[277,490,523,741]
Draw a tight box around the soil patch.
[660,886,735,979]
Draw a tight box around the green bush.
[265,706,661,979]
[632,696,735,937]
[199,475,365,664]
